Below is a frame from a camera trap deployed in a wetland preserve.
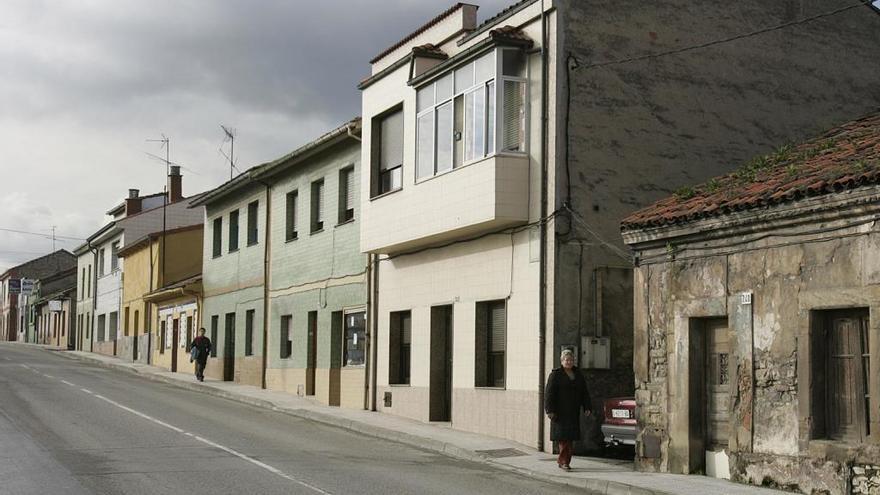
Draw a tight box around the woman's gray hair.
[560,349,575,361]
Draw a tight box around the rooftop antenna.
[51,226,57,252]
[220,125,236,180]
[146,134,170,285]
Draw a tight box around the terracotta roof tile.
[621,111,880,231]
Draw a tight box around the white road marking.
[61,380,76,387]
[80,388,94,394]
[43,374,55,379]
[83,391,330,494]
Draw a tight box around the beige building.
[358,0,880,452]
[117,224,204,373]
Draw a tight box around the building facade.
[358,0,880,451]
[0,250,76,342]
[194,119,367,407]
[622,114,880,493]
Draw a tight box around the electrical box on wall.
[581,336,611,369]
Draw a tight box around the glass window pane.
[454,62,474,93]
[436,102,453,173]
[502,80,525,152]
[487,81,496,154]
[417,111,434,179]
[475,50,495,83]
[436,73,453,103]
[417,84,434,113]
[502,49,526,78]
[464,88,485,162]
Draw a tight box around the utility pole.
[221,125,236,180]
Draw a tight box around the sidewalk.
[49,347,788,495]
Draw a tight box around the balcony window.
[415,48,526,181]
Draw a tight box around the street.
[0,344,578,495]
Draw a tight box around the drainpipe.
[537,0,549,453]
[370,254,380,411]
[146,239,155,365]
[346,124,362,143]
[363,255,372,410]
[89,241,99,354]
[256,179,272,390]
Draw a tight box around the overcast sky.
[0,0,513,271]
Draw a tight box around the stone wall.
[628,188,880,493]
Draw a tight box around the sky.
[0,0,514,271]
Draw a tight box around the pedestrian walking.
[544,348,592,471]
[189,328,212,382]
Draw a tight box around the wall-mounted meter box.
[581,336,611,369]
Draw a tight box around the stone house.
[192,119,367,407]
[117,224,203,370]
[621,112,880,493]
[31,268,77,348]
[0,250,76,342]
[357,0,880,451]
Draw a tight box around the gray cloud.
[0,0,513,270]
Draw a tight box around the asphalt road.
[0,344,578,495]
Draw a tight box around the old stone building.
[358,0,880,451]
[622,112,880,493]
[0,250,76,342]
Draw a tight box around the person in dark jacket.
[544,348,591,470]
[189,328,212,382]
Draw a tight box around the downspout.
[537,0,549,453]
[370,254,380,411]
[146,239,155,365]
[89,241,98,354]
[363,255,372,410]
[256,179,272,390]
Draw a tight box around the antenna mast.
[220,125,236,180]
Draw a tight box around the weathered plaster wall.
[630,192,880,494]
[555,0,880,454]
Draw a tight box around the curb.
[50,348,666,495]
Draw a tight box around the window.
[87,265,91,297]
[124,307,130,337]
[343,311,366,367]
[229,210,239,252]
[210,315,219,357]
[338,166,355,224]
[80,268,85,300]
[812,308,870,442]
[212,217,222,258]
[475,300,506,388]
[310,179,324,233]
[97,314,106,341]
[98,248,106,276]
[247,201,259,246]
[415,48,526,181]
[109,311,118,341]
[110,242,120,272]
[280,315,292,359]
[371,106,403,196]
[388,311,411,384]
[185,315,193,348]
[245,309,255,356]
[285,190,298,241]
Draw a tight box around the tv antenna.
[220,125,238,180]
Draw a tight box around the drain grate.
[476,448,529,458]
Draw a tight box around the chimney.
[125,189,142,215]
[167,166,182,203]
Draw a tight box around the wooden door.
[223,313,236,381]
[171,318,179,372]
[306,311,317,396]
[826,310,869,442]
[706,319,730,449]
[430,305,453,422]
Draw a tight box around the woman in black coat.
[544,349,591,470]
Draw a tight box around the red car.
[601,397,637,446]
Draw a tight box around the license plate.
[611,409,630,419]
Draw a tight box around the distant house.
[0,250,76,343]
[621,112,880,493]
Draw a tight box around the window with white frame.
[415,48,527,181]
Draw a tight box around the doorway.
[429,305,453,422]
[224,313,236,381]
[688,317,730,478]
[171,318,179,372]
[306,311,317,396]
